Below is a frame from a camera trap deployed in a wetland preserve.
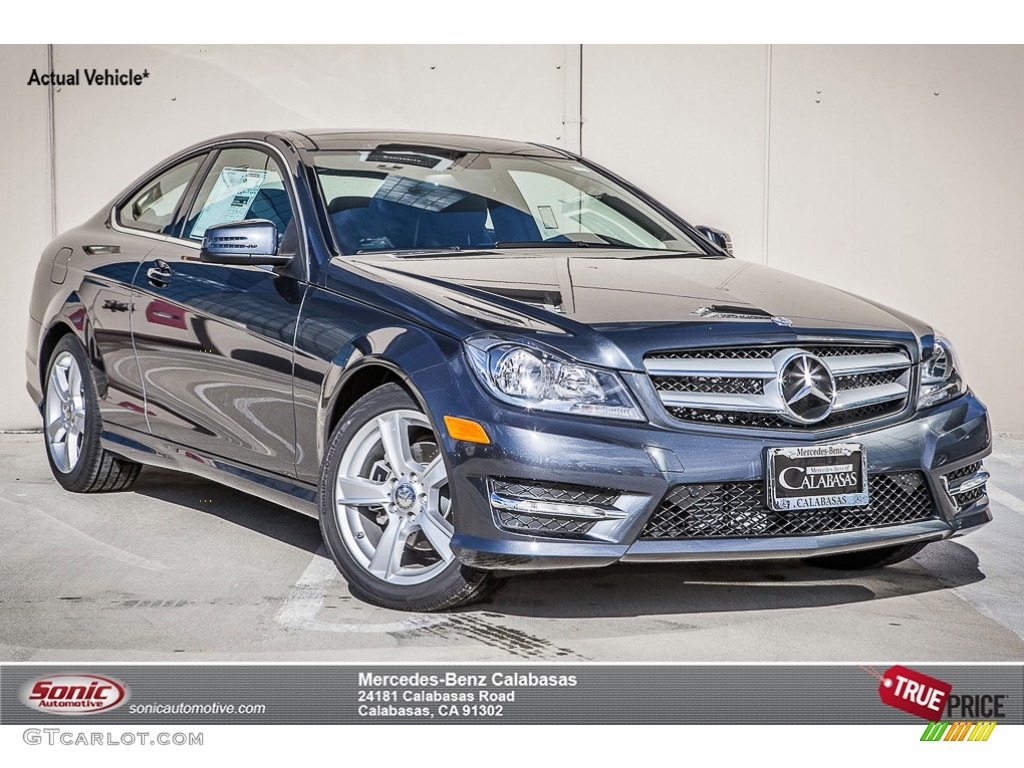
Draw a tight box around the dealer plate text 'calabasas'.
[767,444,869,511]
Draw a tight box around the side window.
[184,147,296,251]
[118,157,203,235]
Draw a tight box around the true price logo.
[19,674,130,716]
[878,665,952,720]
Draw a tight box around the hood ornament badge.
[771,316,794,327]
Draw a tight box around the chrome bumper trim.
[489,492,627,521]
[946,470,990,496]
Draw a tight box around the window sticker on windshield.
[190,167,269,239]
[538,205,559,230]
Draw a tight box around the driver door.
[130,146,306,478]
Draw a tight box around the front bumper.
[436,367,992,571]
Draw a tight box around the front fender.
[293,284,463,484]
[318,326,462,462]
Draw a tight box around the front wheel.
[318,383,499,611]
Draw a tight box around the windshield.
[312,148,708,255]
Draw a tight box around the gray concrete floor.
[1,433,1022,661]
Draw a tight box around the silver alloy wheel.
[333,408,456,586]
[45,350,87,474]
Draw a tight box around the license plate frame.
[766,443,869,512]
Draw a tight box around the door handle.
[83,244,120,255]
[146,259,172,287]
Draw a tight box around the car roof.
[165,130,569,163]
[284,129,567,157]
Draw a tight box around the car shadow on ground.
[130,466,323,555]
[128,466,985,620]
[469,540,985,619]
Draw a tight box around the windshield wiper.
[355,246,465,256]
[493,240,707,256]
[493,240,644,249]
[619,250,710,259]
[494,241,589,248]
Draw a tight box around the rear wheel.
[43,335,141,493]
[318,383,499,611]
[806,542,929,570]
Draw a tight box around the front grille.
[642,471,937,539]
[489,478,620,538]
[651,345,901,360]
[645,343,913,431]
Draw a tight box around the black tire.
[318,383,500,611]
[806,542,929,570]
[42,335,142,493]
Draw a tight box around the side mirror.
[200,219,290,266]
[695,225,734,256]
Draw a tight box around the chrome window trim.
[109,148,214,244]
[108,138,308,265]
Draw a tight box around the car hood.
[334,250,929,370]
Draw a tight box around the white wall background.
[2,44,1022,431]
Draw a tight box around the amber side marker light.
[443,416,490,444]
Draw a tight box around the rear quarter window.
[118,157,204,235]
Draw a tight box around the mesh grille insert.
[494,509,595,537]
[651,344,904,360]
[836,369,904,390]
[652,375,765,396]
[666,400,902,430]
[944,461,982,484]
[491,478,620,507]
[490,478,620,538]
[943,462,986,510]
[951,487,985,507]
[642,472,937,539]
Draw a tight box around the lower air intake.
[489,478,621,538]
[642,472,938,539]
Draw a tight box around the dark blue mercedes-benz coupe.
[26,130,992,610]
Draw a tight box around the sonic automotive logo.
[19,674,130,715]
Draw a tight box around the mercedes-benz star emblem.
[778,352,836,424]
[394,482,417,511]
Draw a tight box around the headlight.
[918,334,967,409]
[464,337,644,421]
